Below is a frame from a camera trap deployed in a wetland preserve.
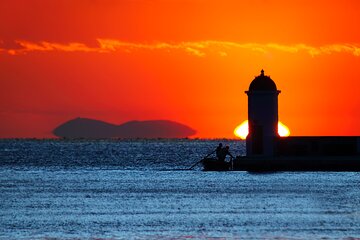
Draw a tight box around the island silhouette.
[53,118,196,139]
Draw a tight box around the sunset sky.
[1,0,360,138]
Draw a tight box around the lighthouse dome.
[249,70,277,91]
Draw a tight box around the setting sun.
[278,122,291,137]
[234,120,290,139]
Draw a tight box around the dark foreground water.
[1,139,360,239]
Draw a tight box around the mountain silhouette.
[53,118,196,139]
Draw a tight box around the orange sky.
[1,0,360,138]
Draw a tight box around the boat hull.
[201,158,231,171]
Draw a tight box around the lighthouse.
[201,69,360,171]
[245,70,281,156]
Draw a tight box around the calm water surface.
[1,139,360,239]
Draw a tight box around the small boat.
[201,158,232,171]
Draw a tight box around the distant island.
[53,118,196,139]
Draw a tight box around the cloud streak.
[1,39,360,57]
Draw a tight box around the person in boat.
[218,145,234,162]
[215,143,223,159]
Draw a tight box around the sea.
[1,139,360,240]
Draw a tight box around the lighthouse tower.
[245,70,281,156]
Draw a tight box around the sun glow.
[234,120,290,140]
[278,122,291,137]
